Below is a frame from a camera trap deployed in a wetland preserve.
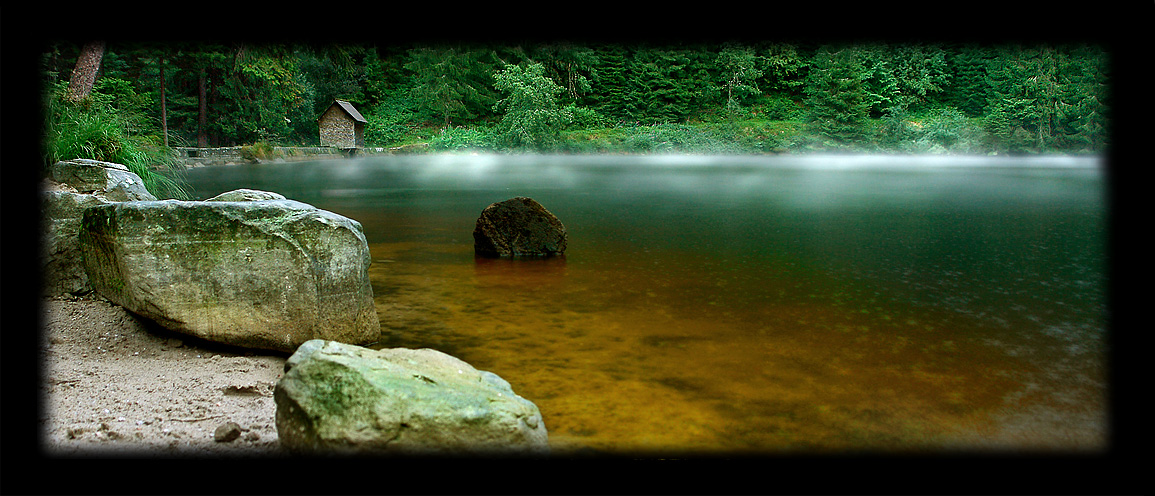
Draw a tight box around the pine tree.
[630,48,695,123]
[754,42,806,93]
[1056,44,1109,152]
[66,41,106,104]
[889,44,951,111]
[803,46,871,144]
[404,46,495,128]
[588,45,635,124]
[945,44,992,117]
[715,44,764,116]
[984,45,1071,152]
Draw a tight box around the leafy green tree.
[714,44,764,117]
[917,107,976,151]
[491,62,573,150]
[296,44,373,115]
[361,46,403,108]
[222,45,312,144]
[586,45,712,125]
[527,43,599,105]
[155,45,231,147]
[364,87,423,146]
[41,41,1112,156]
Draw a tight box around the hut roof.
[321,100,367,123]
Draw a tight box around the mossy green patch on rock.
[275,340,549,454]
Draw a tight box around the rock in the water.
[275,339,549,455]
[41,160,157,297]
[473,197,567,258]
[78,194,379,352]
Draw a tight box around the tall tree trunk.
[197,67,208,148]
[159,54,169,147]
[67,41,106,104]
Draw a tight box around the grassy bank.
[42,84,190,199]
[387,112,1048,156]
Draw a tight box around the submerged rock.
[41,159,157,296]
[78,192,379,352]
[275,339,549,455]
[473,197,567,258]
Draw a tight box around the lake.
[180,153,1108,454]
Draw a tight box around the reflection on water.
[183,154,1107,454]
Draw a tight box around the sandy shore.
[37,291,1112,456]
[39,294,289,456]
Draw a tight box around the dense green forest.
[41,40,1110,172]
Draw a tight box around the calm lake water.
[180,153,1108,454]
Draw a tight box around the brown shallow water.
[366,240,1105,454]
[183,154,1109,455]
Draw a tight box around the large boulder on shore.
[41,159,157,296]
[49,158,157,202]
[473,197,567,258]
[275,339,549,455]
[78,192,379,352]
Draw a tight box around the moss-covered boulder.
[275,339,549,455]
[473,197,567,258]
[41,159,158,297]
[78,193,379,352]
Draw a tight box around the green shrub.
[751,93,804,121]
[428,126,495,151]
[365,93,424,146]
[614,123,751,154]
[564,105,608,130]
[239,140,279,161]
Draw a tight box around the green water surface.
[183,154,1107,454]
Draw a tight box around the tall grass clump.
[428,126,495,152]
[239,141,280,161]
[43,84,189,199]
[619,123,750,154]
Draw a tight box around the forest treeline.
[41,40,1110,170]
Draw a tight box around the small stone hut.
[318,100,367,150]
